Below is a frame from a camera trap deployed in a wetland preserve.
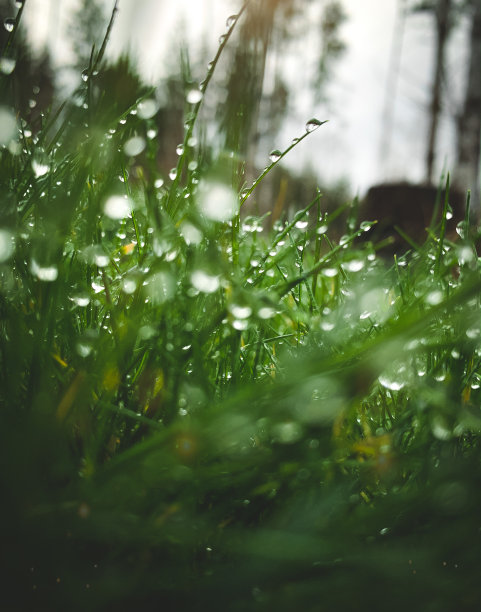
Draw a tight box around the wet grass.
[1,4,481,611]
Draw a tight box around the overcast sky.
[22,0,470,195]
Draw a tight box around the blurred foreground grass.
[1,4,481,611]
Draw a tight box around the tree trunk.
[426,0,453,183]
[454,0,481,215]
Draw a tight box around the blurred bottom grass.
[2,265,481,611]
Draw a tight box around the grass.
[1,4,481,611]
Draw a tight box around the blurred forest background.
[1,0,480,217]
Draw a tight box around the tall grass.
[1,3,481,611]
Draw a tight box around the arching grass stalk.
[167,2,251,217]
[240,120,328,207]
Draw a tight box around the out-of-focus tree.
[68,0,108,71]
[453,0,480,210]
[219,0,346,170]
[408,0,480,209]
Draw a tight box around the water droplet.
[147,128,157,139]
[342,259,364,273]
[269,149,282,163]
[103,195,133,220]
[76,342,92,358]
[30,259,58,282]
[431,415,451,441]
[218,34,227,45]
[4,18,15,33]
[317,224,328,235]
[295,220,308,230]
[0,57,16,75]
[0,229,15,262]
[176,143,184,156]
[230,304,252,319]
[70,293,90,307]
[169,168,177,181]
[15,1,24,8]
[322,267,338,278]
[144,271,175,304]
[425,290,443,305]
[191,270,220,294]
[122,277,137,294]
[186,88,203,104]
[458,246,474,265]
[123,135,145,157]
[31,158,50,177]
[305,118,323,133]
[272,421,303,444]
[180,222,203,245]
[81,69,89,82]
[226,14,238,28]
[258,306,275,319]
[360,220,375,232]
[137,98,158,119]
[466,327,480,339]
[197,180,238,222]
[154,177,164,189]
[378,364,406,391]
[456,220,467,239]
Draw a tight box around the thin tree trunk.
[454,0,481,214]
[426,0,452,183]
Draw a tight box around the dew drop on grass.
[269,149,282,163]
[30,259,58,282]
[81,69,89,82]
[103,195,133,220]
[342,259,364,273]
[258,306,276,319]
[456,221,467,239]
[76,342,92,358]
[197,180,238,222]
[0,57,16,74]
[145,271,175,304]
[295,220,308,230]
[186,88,203,104]
[226,14,237,27]
[305,118,323,132]
[232,319,248,331]
[70,293,90,307]
[123,135,145,157]
[31,158,50,177]
[317,225,328,235]
[169,168,177,181]
[154,178,164,189]
[176,143,184,156]
[137,98,158,119]
[191,270,220,294]
[230,304,252,319]
[15,0,24,7]
[431,415,451,441]
[4,18,15,32]
[322,267,338,278]
[378,370,406,391]
[272,421,303,444]
[122,277,137,294]
[180,222,202,245]
[425,290,443,305]
[0,229,15,262]
[360,220,375,232]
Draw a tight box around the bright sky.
[22,0,470,195]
